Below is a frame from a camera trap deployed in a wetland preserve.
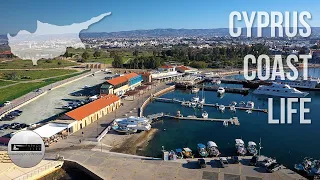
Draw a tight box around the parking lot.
[0,71,110,137]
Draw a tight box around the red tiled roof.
[106,73,139,86]
[0,50,12,55]
[106,76,128,86]
[160,65,173,68]
[177,66,191,70]
[66,94,120,121]
[123,72,138,79]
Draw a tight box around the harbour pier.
[152,97,268,113]
[164,115,240,125]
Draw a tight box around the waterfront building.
[176,66,198,74]
[100,73,143,96]
[61,94,121,132]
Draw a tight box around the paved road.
[0,71,104,137]
[44,141,305,180]
[0,70,93,116]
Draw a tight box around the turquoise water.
[143,68,320,169]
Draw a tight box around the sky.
[1,0,320,35]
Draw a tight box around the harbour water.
[143,68,320,169]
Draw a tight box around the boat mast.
[258,137,263,157]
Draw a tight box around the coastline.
[109,128,159,155]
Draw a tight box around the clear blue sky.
[1,0,320,35]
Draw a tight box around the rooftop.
[106,73,139,86]
[65,94,120,121]
[160,65,174,68]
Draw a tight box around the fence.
[14,160,63,180]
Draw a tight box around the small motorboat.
[246,101,255,109]
[191,102,197,108]
[217,87,225,94]
[187,115,197,118]
[191,87,200,94]
[181,101,191,107]
[219,105,225,112]
[239,101,245,107]
[231,101,237,106]
[197,104,203,109]
[246,109,252,114]
[247,141,258,155]
[182,147,193,158]
[192,96,200,103]
[207,141,220,157]
[223,120,228,127]
[168,150,177,160]
[197,143,209,157]
[235,139,247,156]
[202,111,208,119]
[175,149,184,159]
[230,105,236,112]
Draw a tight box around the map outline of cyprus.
[7,12,111,65]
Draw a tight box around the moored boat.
[197,143,209,157]
[219,105,225,112]
[207,141,220,157]
[175,149,184,159]
[202,111,208,118]
[247,141,258,155]
[235,139,247,156]
[182,147,193,158]
[217,87,225,94]
[191,87,200,94]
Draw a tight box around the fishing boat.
[207,141,220,157]
[175,149,184,159]
[197,144,209,157]
[247,141,258,155]
[168,150,177,160]
[191,87,200,94]
[182,147,193,158]
[217,87,225,94]
[219,105,225,112]
[235,139,247,156]
[202,111,208,119]
[246,101,255,109]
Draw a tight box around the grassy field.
[0,80,16,87]
[0,70,89,104]
[0,59,78,69]
[0,69,78,81]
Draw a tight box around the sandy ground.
[103,128,159,155]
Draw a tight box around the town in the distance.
[0,26,320,180]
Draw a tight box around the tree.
[109,51,116,58]
[93,51,101,58]
[112,55,123,68]
[133,50,139,57]
[57,61,62,66]
[82,51,90,60]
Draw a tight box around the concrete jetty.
[152,97,268,113]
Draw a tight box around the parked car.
[266,162,282,173]
[2,115,15,121]
[198,158,206,168]
[0,124,10,130]
[219,157,229,168]
[4,101,11,106]
[232,156,239,164]
[10,123,20,129]
[18,123,28,129]
[9,110,22,116]
[249,156,258,166]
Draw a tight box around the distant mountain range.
[80,27,320,38]
[2,27,320,39]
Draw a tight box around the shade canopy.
[33,123,68,138]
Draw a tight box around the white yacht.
[112,116,151,131]
[202,111,208,119]
[207,141,220,157]
[217,87,225,94]
[253,83,309,97]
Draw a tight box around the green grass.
[0,70,89,104]
[0,69,78,81]
[0,80,16,87]
[0,59,77,69]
